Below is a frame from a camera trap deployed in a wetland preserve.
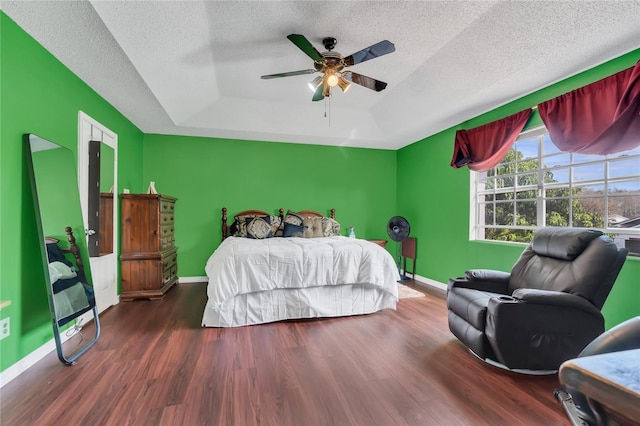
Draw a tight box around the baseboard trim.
[403,272,447,295]
[0,328,80,388]
[178,276,207,284]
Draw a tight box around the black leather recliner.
[447,227,628,371]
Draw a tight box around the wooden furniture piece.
[368,240,388,248]
[204,207,399,327]
[120,194,178,301]
[559,349,640,424]
[221,207,336,240]
[401,237,416,279]
[222,208,284,241]
[45,227,100,364]
[45,226,85,273]
[98,193,114,255]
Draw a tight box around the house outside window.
[472,126,640,251]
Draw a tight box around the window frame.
[471,126,640,241]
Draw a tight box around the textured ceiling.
[2,1,640,149]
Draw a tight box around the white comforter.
[203,236,399,326]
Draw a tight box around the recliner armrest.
[465,269,511,283]
[447,269,510,294]
[511,288,601,316]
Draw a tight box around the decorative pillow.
[270,215,283,237]
[46,242,73,267]
[48,261,78,284]
[283,222,304,238]
[322,217,341,237]
[245,216,273,239]
[231,215,250,237]
[303,217,324,238]
[231,214,281,238]
[283,210,304,226]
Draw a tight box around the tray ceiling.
[2,1,639,149]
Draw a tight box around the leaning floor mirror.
[24,133,100,365]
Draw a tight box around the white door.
[78,111,119,314]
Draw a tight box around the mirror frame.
[24,133,100,365]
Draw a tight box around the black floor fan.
[387,216,411,282]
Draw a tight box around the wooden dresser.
[120,194,178,301]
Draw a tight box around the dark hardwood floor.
[1,282,569,425]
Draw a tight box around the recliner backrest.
[508,227,628,308]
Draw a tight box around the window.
[472,126,640,243]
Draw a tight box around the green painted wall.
[397,49,640,330]
[2,8,638,378]
[142,135,398,276]
[0,13,144,372]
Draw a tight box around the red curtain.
[538,61,640,155]
[451,109,532,172]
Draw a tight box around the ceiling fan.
[261,34,395,102]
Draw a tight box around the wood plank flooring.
[0,282,569,425]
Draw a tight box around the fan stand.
[398,267,412,282]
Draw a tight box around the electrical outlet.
[0,317,9,340]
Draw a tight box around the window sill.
[470,239,528,248]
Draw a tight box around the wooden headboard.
[297,209,336,219]
[45,226,84,274]
[221,208,336,240]
[221,208,284,240]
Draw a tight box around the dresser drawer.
[164,264,178,285]
[160,235,174,250]
[160,224,175,249]
[163,251,178,284]
[163,251,177,272]
[161,212,174,226]
[160,199,175,214]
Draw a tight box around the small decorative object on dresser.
[120,194,178,301]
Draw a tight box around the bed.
[201,208,399,327]
[45,227,95,326]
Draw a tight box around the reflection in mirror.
[88,141,115,257]
[99,143,114,256]
[25,133,100,365]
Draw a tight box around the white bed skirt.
[202,283,397,327]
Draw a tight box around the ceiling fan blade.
[261,69,317,79]
[312,85,325,102]
[345,73,388,92]
[287,34,324,62]
[343,40,395,66]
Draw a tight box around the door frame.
[78,111,119,311]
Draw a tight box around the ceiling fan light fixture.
[262,34,395,105]
[325,73,339,87]
[308,75,323,92]
[323,84,331,98]
[337,75,351,93]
